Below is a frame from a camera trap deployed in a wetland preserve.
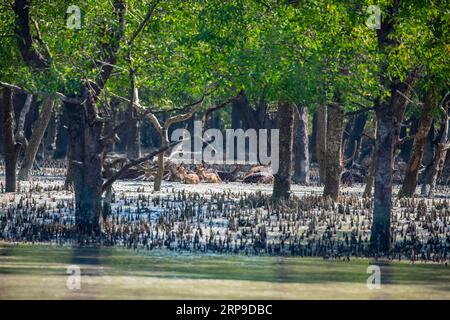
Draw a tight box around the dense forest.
[0,0,449,260]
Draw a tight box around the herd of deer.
[164,163,274,184]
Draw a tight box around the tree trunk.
[363,120,377,198]
[372,104,395,252]
[18,97,54,180]
[54,107,69,159]
[426,106,449,197]
[440,150,450,185]
[398,89,435,197]
[273,102,295,200]
[371,77,414,252]
[310,112,318,163]
[126,72,141,159]
[233,90,259,130]
[153,133,168,192]
[65,96,104,236]
[399,115,418,161]
[43,108,57,160]
[153,152,165,192]
[316,104,327,184]
[293,106,309,184]
[344,113,367,167]
[126,110,141,159]
[2,88,21,192]
[323,103,344,200]
[428,143,449,197]
[0,97,3,155]
[64,145,74,190]
[371,1,415,252]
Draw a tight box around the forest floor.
[0,242,449,299]
[0,173,449,299]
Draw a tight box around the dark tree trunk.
[54,107,69,159]
[399,115,418,162]
[420,121,436,192]
[323,103,344,200]
[0,96,3,155]
[371,1,416,253]
[293,106,309,184]
[18,97,54,180]
[310,112,318,163]
[231,101,240,130]
[363,119,377,197]
[2,88,21,192]
[372,78,414,252]
[344,113,367,167]
[43,108,57,160]
[126,109,141,159]
[64,145,74,190]
[425,105,449,197]
[273,102,295,200]
[126,71,141,159]
[372,104,395,252]
[399,89,435,197]
[316,104,327,184]
[441,149,450,185]
[233,90,259,130]
[65,96,104,235]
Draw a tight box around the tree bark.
[65,97,104,235]
[18,97,54,180]
[0,97,3,155]
[231,101,240,130]
[126,110,141,159]
[370,1,416,253]
[398,89,435,197]
[363,119,377,198]
[425,103,449,197]
[316,103,327,184]
[2,88,21,192]
[126,69,141,159]
[323,102,344,200]
[293,106,309,184]
[399,115,418,162]
[54,107,69,159]
[153,135,168,192]
[233,90,259,130]
[371,78,414,252]
[43,108,57,160]
[310,112,318,163]
[273,102,295,200]
[344,113,367,167]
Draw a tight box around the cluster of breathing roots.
[0,180,449,263]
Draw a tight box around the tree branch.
[0,81,82,104]
[12,0,48,69]
[101,140,180,192]
[128,0,160,46]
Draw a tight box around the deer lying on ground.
[242,165,274,184]
[177,166,200,184]
[196,166,221,183]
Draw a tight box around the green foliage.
[0,0,447,118]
